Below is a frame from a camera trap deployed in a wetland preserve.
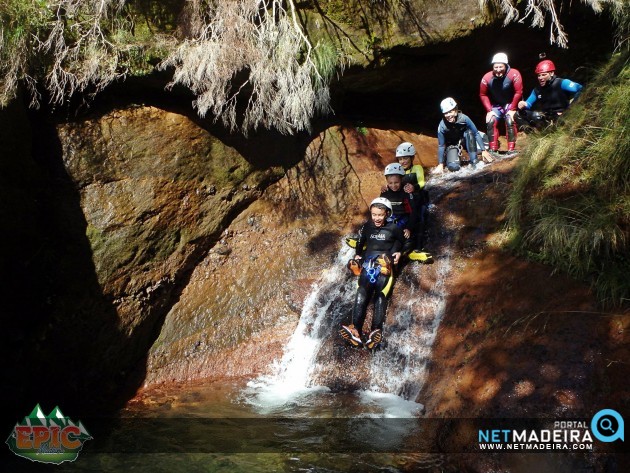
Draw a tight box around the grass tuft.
[507,51,630,306]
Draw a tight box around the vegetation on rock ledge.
[1,0,624,134]
[507,51,630,307]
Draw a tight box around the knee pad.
[505,114,517,142]
[514,110,529,128]
[478,131,490,150]
[464,130,478,154]
[445,146,460,172]
[486,115,497,133]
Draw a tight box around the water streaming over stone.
[244,242,356,411]
[246,225,454,415]
[366,240,452,401]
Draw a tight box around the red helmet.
[535,60,555,74]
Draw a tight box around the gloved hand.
[347,259,361,276]
[376,254,392,276]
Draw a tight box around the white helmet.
[395,142,416,158]
[370,197,392,214]
[440,97,457,114]
[384,163,405,176]
[491,52,509,65]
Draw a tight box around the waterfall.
[244,242,356,410]
[366,236,452,400]
[246,227,453,415]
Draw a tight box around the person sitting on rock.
[380,158,433,263]
[340,197,404,350]
[434,97,493,174]
[380,162,415,248]
[394,142,433,263]
[516,59,583,130]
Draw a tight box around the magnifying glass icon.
[599,418,614,432]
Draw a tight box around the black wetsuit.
[403,165,430,250]
[516,76,583,129]
[352,220,405,333]
[380,188,417,253]
[380,188,414,229]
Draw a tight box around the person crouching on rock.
[340,197,405,350]
[434,97,494,174]
[516,59,583,130]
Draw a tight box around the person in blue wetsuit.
[340,197,405,350]
[516,59,583,129]
[434,97,493,174]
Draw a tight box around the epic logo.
[6,405,92,464]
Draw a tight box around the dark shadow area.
[306,230,343,257]
[0,99,127,416]
[0,95,199,430]
[0,100,133,473]
[1,93,260,468]
[330,5,616,133]
[0,75,339,444]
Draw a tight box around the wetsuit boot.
[506,115,518,154]
[365,329,383,350]
[507,141,517,155]
[339,324,363,347]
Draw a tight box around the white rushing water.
[245,243,355,412]
[367,236,452,401]
[245,232,452,417]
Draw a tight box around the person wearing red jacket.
[479,52,523,153]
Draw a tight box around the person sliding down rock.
[380,162,416,250]
[393,142,433,263]
[340,197,404,350]
[348,145,434,263]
